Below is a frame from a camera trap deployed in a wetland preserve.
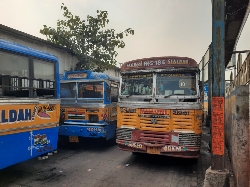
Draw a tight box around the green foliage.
[40,3,134,72]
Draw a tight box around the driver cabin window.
[121,74,153,96]
[156,72,197,96]
[78,82,103,98]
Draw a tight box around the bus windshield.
[156,72,197,96]
[121,73,153,96]
[78,82,103,99]
[60,82,76,98]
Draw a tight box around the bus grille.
[179,133,201,146]
[138,131,170,144]
[119,113,137,128]
[116,128,132,140]
[172,111,194,129]
[139,117,170,131]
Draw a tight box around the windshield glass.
[60,82,76,98]
[156,72,197,96]
[78,82,103,98]
[121,73,153,95]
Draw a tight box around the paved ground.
[0,128,213,187]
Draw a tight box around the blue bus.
[59,70,119,144]
[0,39,60,170]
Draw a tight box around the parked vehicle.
[59,70,119,144]
[0,39,60,169]
[116,56,203,158]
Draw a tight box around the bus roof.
[121,56,198,71]
[0,39,58,62]
[63,70,120,82]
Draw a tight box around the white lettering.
[144,61,150,66]
[164,145,182,152]
[176,146,181,151]
[168,59,189,64]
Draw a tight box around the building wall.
[104,68,120,78]
[225,85,249,187]
[0,24,120,78]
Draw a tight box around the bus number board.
[67,73,88,79]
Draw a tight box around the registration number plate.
[146,147,161,154]
[69,136,79,142]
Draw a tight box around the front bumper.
[116,128,201,158]
[117,140,200,158]
[59,122,116,140]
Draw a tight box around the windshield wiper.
[164,93,185,98]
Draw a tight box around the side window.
[106,83,111,102]
[0,51,30,97]
[111,83,119,102]
[33,59,56,97]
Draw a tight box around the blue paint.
[1,110,8,123]
[204,84,208,92]
[59,122,116,140]
[60,70,119,140]
[0,39,61,170]
[0,127,59,170]
[211,0,225,169]
[9,110,17,123]
[105,123,116,140]
[24,109,31,120]
[212,0,225,96]
[18,109,25,121]
[63,70,119,82]
[60,125,105,138]
[0,109,32,124]
[204,84,208,102]
[104,82,110,104]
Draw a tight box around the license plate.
[69,136,79,142]
[147,147,161,154]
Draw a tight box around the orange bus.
[116,56,203,158]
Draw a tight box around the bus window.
[0,51,29,76]
[106,84,111,102]
[0,51,56,98]
[121,73,153,95]
[60,82,76,98]
[156,72,197,96]
[34,59,54,80]
[78,82,103,98]
[111,83,119,102]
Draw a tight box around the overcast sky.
[0,0,248,68]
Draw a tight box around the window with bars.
[0,51,56,98]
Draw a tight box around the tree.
[40,3,134,72]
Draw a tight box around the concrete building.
[0,24,120,78]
